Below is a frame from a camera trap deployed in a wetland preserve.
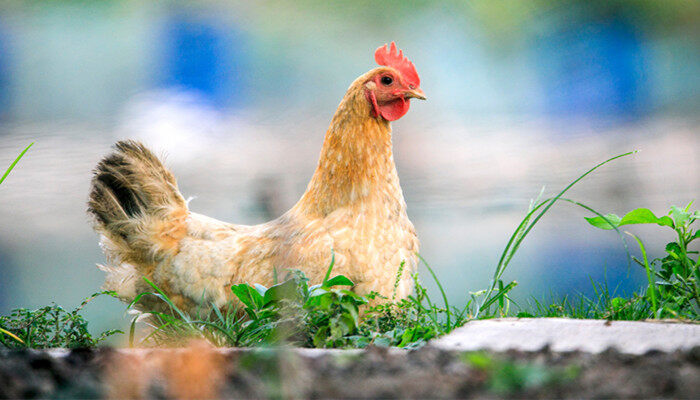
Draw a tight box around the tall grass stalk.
[626,232,658,315]
[476,151,637,317]
[417,254,451,329]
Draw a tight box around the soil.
[1,344,698,399]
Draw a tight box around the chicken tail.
[88,140,189,279]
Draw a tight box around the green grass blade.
[626,232,658,316]
[0,328,24,344]
[417,253,450,329]
[190,320,239,344]
[129,316,138,347]
[322,249,336,285]
[142,277,192,322]
[0,142,33,186]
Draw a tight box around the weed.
[583,202,699,319]
[0,292,122,348]
[127,256,366,348]
[1,143,125,348]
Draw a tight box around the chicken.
[88,42,426,314]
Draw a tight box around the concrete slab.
[432,318,700,354]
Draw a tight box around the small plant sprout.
[585,202,699,319]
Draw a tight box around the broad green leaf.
[231,284,264,310]
[305,291,331,309]
[619,208,673,227]
[263,279,303,305]
[586,208,673,230]
[307,287,330,298]
[323,275,354,288]
[584,213,622,230]
[340,302,359,327]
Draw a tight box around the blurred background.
[0,0,698,336]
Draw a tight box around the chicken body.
[90,67,420,314]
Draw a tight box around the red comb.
[374,42,420,87]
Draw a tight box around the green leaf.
[305,292,333,310]
[263,279,303,305]
[586,209,674,230]
[620,208,674,227]
[340,302,359,327]
[323,275,354,288]
[338,289,366,302]
[313,326,329,348]
[670,206,690,229]
[584,214,622,230]
[231,284,264,310]
[610,297,627,310]
[373,335,392,347]
[308,287,330,298]
[690,230,700,242]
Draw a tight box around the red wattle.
[379,97,410,121]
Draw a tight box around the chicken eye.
[380,76,393,86]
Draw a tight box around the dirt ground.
[1,344,698,399]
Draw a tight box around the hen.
[88,42,426,313]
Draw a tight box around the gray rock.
[433,318,700,354]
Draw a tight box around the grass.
[0,292,121,349]
[1,148,698,349]
[0,142,33,187]
[537,202,699,320]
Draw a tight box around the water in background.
[0,1,698,336]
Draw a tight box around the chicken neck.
[293,76,404,217]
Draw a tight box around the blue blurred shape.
[162,15,247,108]
[542,245,643,300]
[535,16,648,118]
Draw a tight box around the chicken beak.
[404,87,427,100]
